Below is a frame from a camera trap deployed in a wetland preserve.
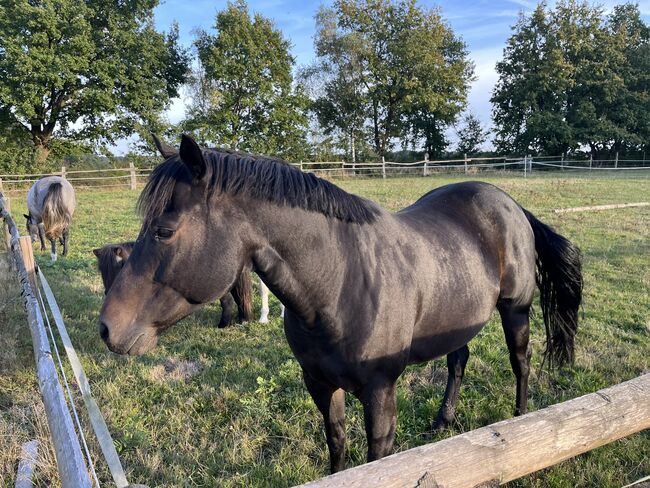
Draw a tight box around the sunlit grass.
[1,173,648,487]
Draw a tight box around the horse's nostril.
[99,321,110,342]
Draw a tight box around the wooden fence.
[1,155,649,193]
[294,373,650,487]
[1,192,92,487]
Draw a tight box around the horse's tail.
[42,182,71,240]
[523,209,582,367]
[232,271,253,322]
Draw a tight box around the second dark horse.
[93,242,252,328]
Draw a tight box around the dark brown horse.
[99,135,582,473]
[93,242,252,328]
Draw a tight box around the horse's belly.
[408,321,486,363]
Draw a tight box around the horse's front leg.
[218,293,235,328]
[358,378,398,462]
[61,228,69,256]
[49,238,57,262]
[303,372,346,473]
[37,223,46,251]
[259,278,270,323]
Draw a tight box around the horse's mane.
[137,149,380,227]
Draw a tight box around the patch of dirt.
[149,358,201,384]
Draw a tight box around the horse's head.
[24,214,39,243]
[99,135,252,355]
[93,242,135,293]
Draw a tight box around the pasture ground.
[1,173,649,487]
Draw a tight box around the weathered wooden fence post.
[129,162,137,190]
[382,156,386,179]
[464,154,468,174]
[0,177,3,192]
[19,236,38,291]
[423,153,429,177]
[615,151,619,169]
[528,154,532,174]
[300,160,303,172]
[523,155,528,178]
[60,166,67,179]
[589,153,593,171]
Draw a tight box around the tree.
[456,114,488,155]
[310,0,473,158]
[185,0,308,158]
[492,1,649,158]
[0,0,190,163]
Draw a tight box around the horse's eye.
[153,228,174,241]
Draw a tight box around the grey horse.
[26,176,76,261]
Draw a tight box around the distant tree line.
[0,0,647,172]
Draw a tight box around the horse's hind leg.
[303,372,346,473]
[49,238,57,262]
[61,228,69,256]
[433,344,470,430]
[218,293,235,328]
[497,300,531,416]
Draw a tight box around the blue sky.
[138,0,650,153]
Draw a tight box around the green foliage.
[184,0,308,160]
[492,1,650,157]
[0,0,190,165]
[455,113,489,156]
[308,0,473,159]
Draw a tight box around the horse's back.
[28,176,76,218]
[395,182,537,362]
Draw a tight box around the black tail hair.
[231,271,253,323]
[523,209,583,367]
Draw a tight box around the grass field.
[1,173,649,487]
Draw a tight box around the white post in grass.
[61,166,66,179]
[382,156,386,179]
[464,154,468,174]
[589,153,593,171]
[615,151,619,169]
[423,152,429,177]
[300,160,303,172]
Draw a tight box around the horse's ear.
[152,134,178,159]
[179,134,206,180]
[24,214,30,220]
[92,248,101,257]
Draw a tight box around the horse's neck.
[248,205,355,323]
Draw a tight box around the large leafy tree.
[310,0,473,158]
[492,1,649,157]
[185,0,308,158]
[0,0,190,163]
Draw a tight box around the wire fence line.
[0,155,648,192]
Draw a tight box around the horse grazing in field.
[25,176,76,261]
[99,135,582,473]
[93,241,253,328]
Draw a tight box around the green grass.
[1,173,649,487]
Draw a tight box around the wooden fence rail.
[1,192,92,488]
[294,373,650,488]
